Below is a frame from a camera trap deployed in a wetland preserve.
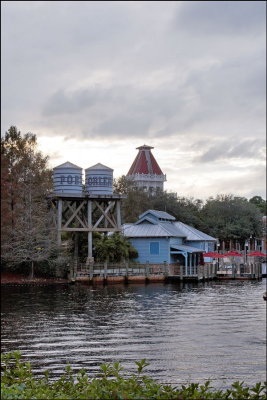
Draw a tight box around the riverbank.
[1,271,68,285]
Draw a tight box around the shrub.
[1,351,266,399]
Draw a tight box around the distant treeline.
[1,126,266,276]
[114,175,265,243]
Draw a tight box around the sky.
[1,1,266,200]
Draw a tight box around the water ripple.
[1,279,266,388]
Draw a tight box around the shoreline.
[1,271,69,285]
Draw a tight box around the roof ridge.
[176,221,216,240]
[54,161,82,169]
[159,222,174,236]
[86,163,113,170]
[135,216,157,225]
[176,221,203,239]
[159,221,185,237]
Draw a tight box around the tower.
[126,145,166,193]
[51,161,124,266]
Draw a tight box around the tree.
[113,175,204,227]
[150,191,204,229]
[1,126,56,277]
[199,194,263,244]
[93,233,138,262]
[113,175,151,223]
[249,196,266,215]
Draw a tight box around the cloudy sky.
[1,1,266,200]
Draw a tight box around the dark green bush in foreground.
[1,351,266,399]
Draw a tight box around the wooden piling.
[180,265,183,281]
[104,261,108,279]
[57,199,62,247]
[145,262,149,278]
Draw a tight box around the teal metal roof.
[123,209,216,242]
[122,222,185,238]
[139,210,175,221]
[174,222,216,241]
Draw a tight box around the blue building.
[122,210,217,274]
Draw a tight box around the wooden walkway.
[68,262,257,284]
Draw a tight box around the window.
[150,242,159,255]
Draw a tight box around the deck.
[67,261,262,284]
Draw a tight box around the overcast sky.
[1,1,266,200]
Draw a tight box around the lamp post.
[245,240,249,265]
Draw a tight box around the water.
[1,279,266,388]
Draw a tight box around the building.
[126,145,166,193]
[122,209,217,274]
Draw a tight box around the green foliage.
[151,192,204,229]
[200,194,263,242]
[94,233,138,262]
[114,176,264,244]
[249,196,266,215]
[65,231,138,263]
[1,352,266,400]
[1,126,55,276]
[114,176,204,228]
[114,176,152,223]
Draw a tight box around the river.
[1,279,266,388]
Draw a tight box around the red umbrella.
[211,252,225,258]
[223,251,242,257]
[204,252,225,258]
[203,252,218,257]
[247,251,266,257]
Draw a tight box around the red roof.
[127,145,164,176]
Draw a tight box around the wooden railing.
[70,260,262,281]
[74,262,167,278]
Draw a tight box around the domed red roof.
[127,145,164,176]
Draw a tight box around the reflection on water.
[1,279,266,388]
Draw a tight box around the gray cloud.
[174,1,266,36]
[40,50,265,141]
[43,88,102,116]
[1,1,266,199]
[194,138,266,163]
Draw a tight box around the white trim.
[128,173,166,182]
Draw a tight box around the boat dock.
[69,261,262,284]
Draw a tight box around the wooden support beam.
[63,201,87,228]
[61,228,121,232]
[93,201,116,228]
[57,199,62,246]
[88,200,93,259]
[62,200,75,218]
[116,200,121,229]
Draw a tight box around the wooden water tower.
[51,161,124,262]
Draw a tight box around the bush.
[1,351,266,399]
